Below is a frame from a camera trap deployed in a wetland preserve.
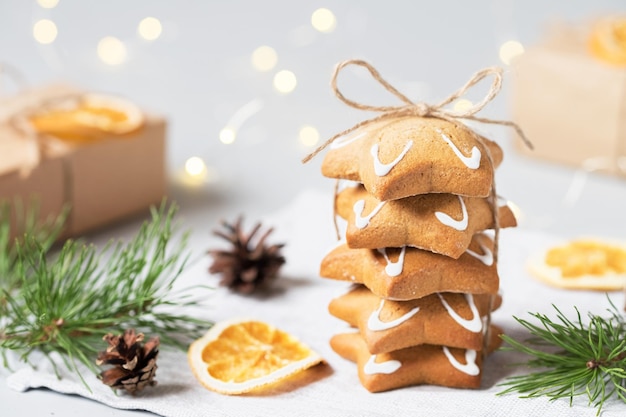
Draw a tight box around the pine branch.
[498,297,626,415]
[0,201,213,385]
[0,200,67,314]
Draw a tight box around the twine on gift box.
[304,59,532,357]
[3,93,84,176]
[0,62,27,97]
[563,156,626,208]
[2,93,85,234]
[0,62,34,173]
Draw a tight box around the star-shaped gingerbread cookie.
[329,286,502,354]
[320,233,499,300]
[321,116,504,201]
[335,184,516,257]
[330,328,502,392]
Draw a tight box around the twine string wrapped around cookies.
[302,59,532,164]
[306,59,529,358]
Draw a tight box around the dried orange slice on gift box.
[188,319,324,394]
[29,94,144,142]
[589,16,626,66]
[528,239,626,290]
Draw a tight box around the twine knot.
[413,102,432,117]
[302,59,532,163]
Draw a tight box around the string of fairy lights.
[27,0,525,186]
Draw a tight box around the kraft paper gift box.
[0,84,166,238]
[511,23,626,175]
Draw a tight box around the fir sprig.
[0,201,67,311]
[0,202,212,386]
[499,298,626,415]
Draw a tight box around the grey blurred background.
[1,0,625,237]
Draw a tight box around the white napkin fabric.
[6,190,626,417]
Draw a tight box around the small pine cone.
[208,217,286,294]
[96,329,159,394]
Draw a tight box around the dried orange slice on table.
[188,319,324,394]
[589,16,626,66]
[528,239,626,290]
[29,94,144,142]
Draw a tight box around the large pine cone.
[208,217,286,294]
[96,329,159,394]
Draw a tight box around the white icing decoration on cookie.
[440,131,481,169]
[364,355,402,375]
[377,247,406,276]
[465,239,494,266]
[437,293,482,333]
[353,200,386,229]
[367,299,420,332]
[434,195,468,231]
[330,131,367,149]
[370,140,413,176]
[337,180,362,193]
[442,347,480,376]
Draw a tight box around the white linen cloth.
[6,190,626,416]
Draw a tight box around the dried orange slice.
[528,238,626,290]
[188,319,324,394]
[589,16,626,66]
[29,93,144,142]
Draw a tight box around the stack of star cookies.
[318,116,516,392]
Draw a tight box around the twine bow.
[302,59,532,163]
[0,92,84,177]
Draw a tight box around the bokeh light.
[37,0,59,9]
[299,125,320,147]
[33,19,57,44]
[97,36,127,65]
[251,45,278,72]
[138,17,162,41]
[185,156,207,177]
[453,99,473,113]
[273,70,297,94]
[499,40,525,65]
[219,126,237,144]
[311,8,337,33]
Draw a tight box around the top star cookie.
[321,116,503,201]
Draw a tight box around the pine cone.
[208,217,286,294]
[96,329,159,394]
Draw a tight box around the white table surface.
[2,1,626,416]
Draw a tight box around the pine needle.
[0,201,213,386]
[498,297,626,415]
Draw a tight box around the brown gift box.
[511,23,626,174]
[0,84,166,237]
